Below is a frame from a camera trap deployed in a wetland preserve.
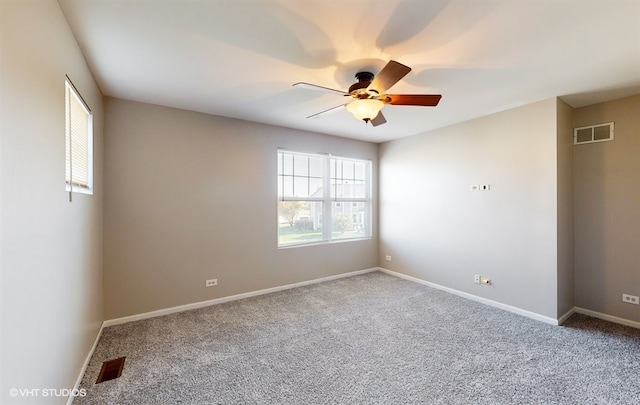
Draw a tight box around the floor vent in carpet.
[96,357,126,384]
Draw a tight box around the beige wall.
[556,99,575,318]
[1,1,104,403]
[573,94,640,323]
[103,98,378,319]
[379,98,564,320]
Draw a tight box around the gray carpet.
[74,271,640,404]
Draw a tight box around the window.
[65,77,93,196]
[277,150,371,247]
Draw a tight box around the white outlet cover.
[622,294,639,304]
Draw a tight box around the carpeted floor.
[74,271,640,404]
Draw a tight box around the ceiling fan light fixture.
[346,98,384,122]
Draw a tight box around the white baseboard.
[104,267,378,327]
[378,267,560,325]
[574,307,640,330]
[557,307,576,325]
[379,268,640,330]
[67,321,104,405]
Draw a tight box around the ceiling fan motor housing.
[349,71,375,98]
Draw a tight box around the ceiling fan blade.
[366,60,411,95]
[293,82,348,96]
[385,94,442,106]
[370,111,387,127]
[306,104,346,119]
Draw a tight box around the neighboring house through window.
[277,149,371,247]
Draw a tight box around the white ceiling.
[58,0,640,143]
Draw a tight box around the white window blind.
[65,78,93,195]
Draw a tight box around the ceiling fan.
[293,60,441,126]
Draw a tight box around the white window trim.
[65,77,94,196]
[277,149,372,248]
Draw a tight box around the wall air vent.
[574,122,614,145]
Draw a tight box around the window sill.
[278,236,372,249]
[66,185,94,196]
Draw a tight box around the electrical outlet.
[205,279,218,287]
[474,274,481,285]
[622,294,639,305]
[385,255,392,261]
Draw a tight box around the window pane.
[342,160,354,180]
[279,175,294,198]
[330,158,369,199]
[281,152,293,175]
[354,161,365,181]
[331,202,366,240]
[309,156,322,177]
[277,175,282,197]
[331,180,366,199]
[332,159,342,179]
[293,154,309,176]
[309,177,322,197]
[293,176,309,197]
[332,180,343,199]
[352,180,366,199]
[278,201,323,245]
